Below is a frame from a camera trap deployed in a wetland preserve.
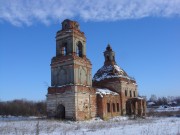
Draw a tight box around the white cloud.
[0,0,180,26]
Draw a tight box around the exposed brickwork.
[75,86,97,120]
[93,77,146,117]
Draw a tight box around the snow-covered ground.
[156,106,180,112]
[147,106,180,112]
[0,116,180,135]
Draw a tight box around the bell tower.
[47,19,96,120]
[56,19,86,58]
[50,19,90,86]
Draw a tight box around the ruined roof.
[93,64,134,82]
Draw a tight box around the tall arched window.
[76,41,83,57]
[117,103,119,112]
[107,103,110,113]
[113,103,116,112]
[61,43,67,56]
[130,90,132,97]
[133,91,136,97]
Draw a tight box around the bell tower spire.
[104,44,116,65]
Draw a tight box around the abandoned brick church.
[46,19,146,120]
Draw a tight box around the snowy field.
[0,116,180,135]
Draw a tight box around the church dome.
[93,44,135,82]
[93,64,131,81]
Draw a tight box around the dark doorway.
[126,101,132,115]
[56,104,65,119]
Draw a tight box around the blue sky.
[0,0,180,101]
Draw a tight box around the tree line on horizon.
[0,95,180,116]
[0,99,46,116]
[148,95,180,106]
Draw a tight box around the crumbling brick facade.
[47,19,146,121]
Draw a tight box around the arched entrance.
[56,104,65,119]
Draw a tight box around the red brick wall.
[96,94,121,120]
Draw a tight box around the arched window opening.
[113,103,116,112]
[61,43,67,56]
[134,91,136,97]
[117,103,119,112]
[125,90,128,96]
[107,103,110,113]
[76,42,83,57]
[130,91,132,97]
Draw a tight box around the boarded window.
[117,103,119,112]
[107,103,110,113]
[113,103,116,112]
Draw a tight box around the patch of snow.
[156,106,180,112]
[147,106,180,112]
[168,101,177,105]
[0,116,40,121]
[114,65,123,72]
[93,65,134,82]
[137,97,144,100]
[96,88,119,97]
[94,72,130,82]
[109,116,129,122]
[147,102,155,106]
[132,83,137,85]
